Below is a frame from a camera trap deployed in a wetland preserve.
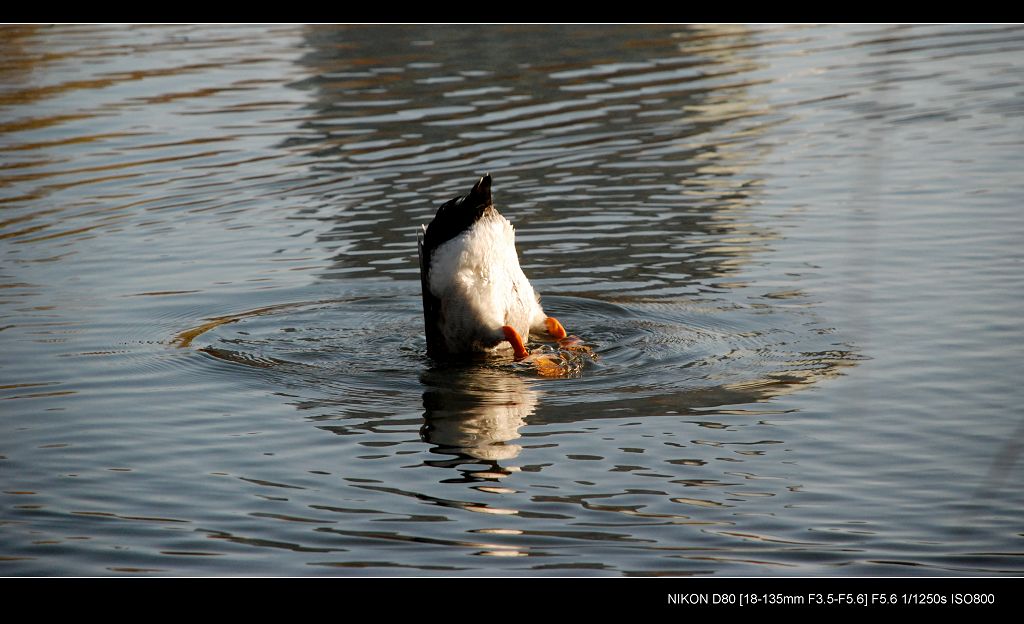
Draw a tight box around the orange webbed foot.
[501,325,530,360]
[528,352,567,377]
[544,317,567,340]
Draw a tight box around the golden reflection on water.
[172,301,327,348]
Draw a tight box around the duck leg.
[502,325,530,360]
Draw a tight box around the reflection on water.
[1,24,1022,576]
[421,366,537,464]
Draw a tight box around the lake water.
[1,24,1022,576]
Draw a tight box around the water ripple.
[2,23,1021,576]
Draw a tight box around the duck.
[418,174,567,360]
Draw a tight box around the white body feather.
[425,206,547,354]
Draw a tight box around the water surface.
[1,24,1022,576]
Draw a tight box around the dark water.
[1,24,1022,576]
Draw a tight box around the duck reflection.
[420,365,539,473]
